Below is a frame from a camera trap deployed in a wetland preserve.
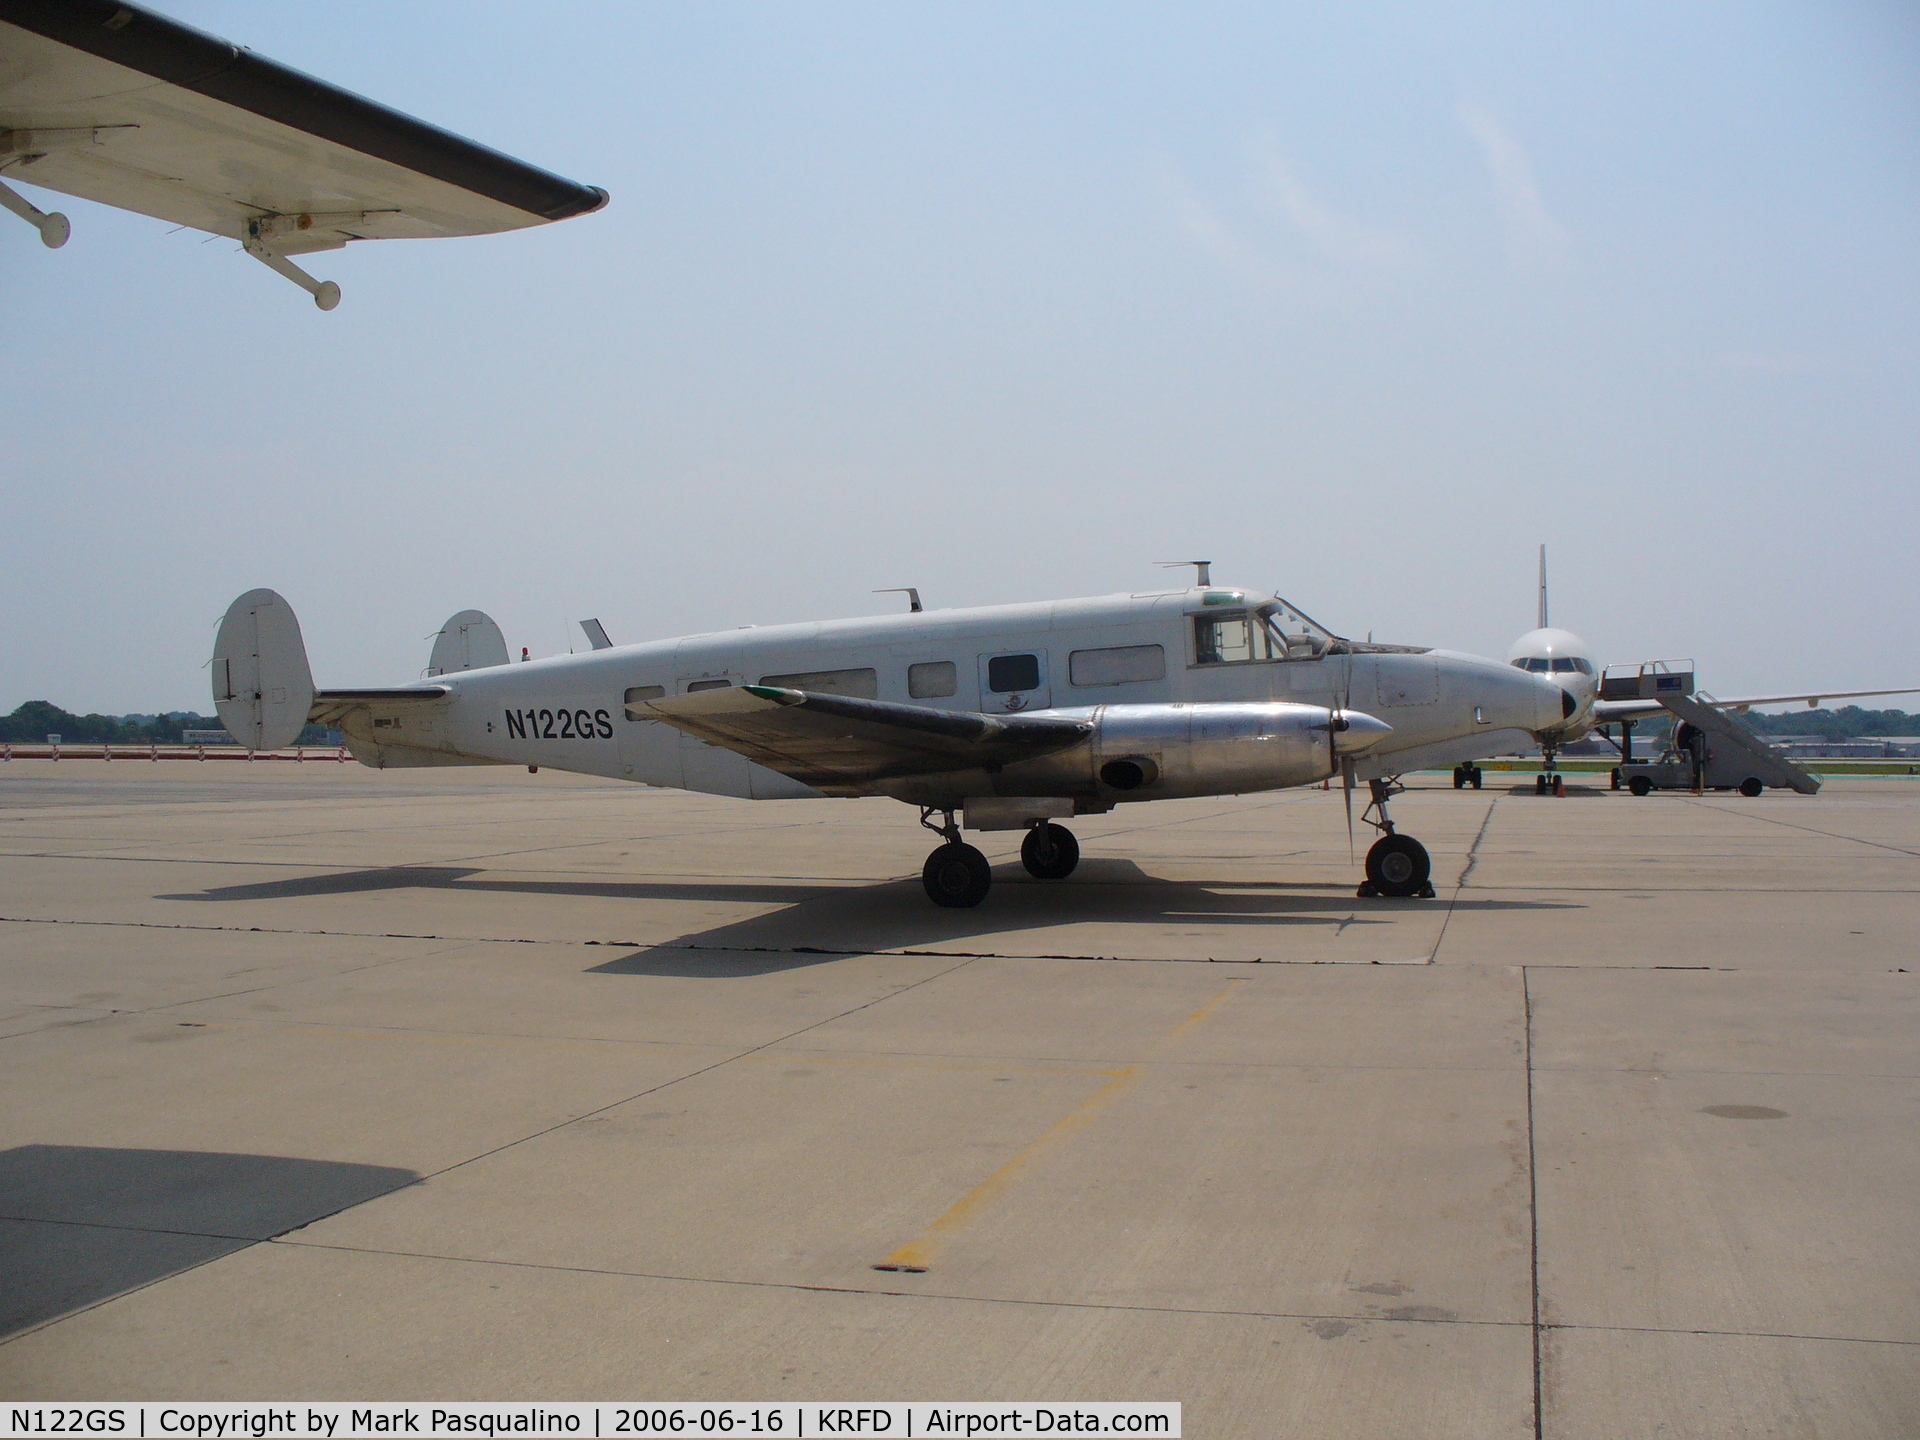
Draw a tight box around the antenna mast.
[1537,544,1549,630]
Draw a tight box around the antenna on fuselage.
[874,588,923,613]
[1157,560,1212,586]
[1538,544,1550,630]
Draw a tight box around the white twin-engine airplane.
[212,570,1575,908]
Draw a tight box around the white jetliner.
[1483,546,1919,794]
[0,0,606,307]
[211,572,1574,907]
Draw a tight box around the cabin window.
[623,684,665,720]
[1193,613,1273,665]
[908,661,958,699]
[1070,644,1165,687]
[686,679,731,692]
[987,653,1041,693]
[758,667,878,699]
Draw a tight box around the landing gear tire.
[1739,776,1764,798]
[1470,766,1483,790]
[1453,766,1467,790]
[1362,834,1433,899]
[1020,822,1079,879]
[1628,776,1653,797]
[923,842,991,907]
[1611,768,1622,791]
[1535,773,1547,794]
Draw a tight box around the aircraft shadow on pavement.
[159,866,835,908]
[589,859,1581,977]
[155,863,1577,978]
[0,1144,418,1337]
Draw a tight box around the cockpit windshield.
[1513,656,1594,675]
[1262,600,1338,660]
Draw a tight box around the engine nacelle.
[880,701,1390,808]
[1085,701,1353,800]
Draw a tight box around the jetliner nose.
[1332,710,1393,754]
[1531,674,1569,730]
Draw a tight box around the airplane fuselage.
[344,585,1568,806]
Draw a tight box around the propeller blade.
[1342,758,1356,861]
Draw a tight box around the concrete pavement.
[0,764,1913,1436]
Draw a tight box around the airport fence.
[0,743,353,763]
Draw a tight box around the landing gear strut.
[920,808,991,908]
[1355,778,1435,899]
[1535,746,1565,797]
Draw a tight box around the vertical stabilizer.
[427,611,510,676]
[212,589,316,750]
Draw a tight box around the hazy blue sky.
[5,2,1917,713]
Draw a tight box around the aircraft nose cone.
[1533,675,1570,729]
[1333,710,1393,754]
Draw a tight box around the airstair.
[1606,660,1820,796]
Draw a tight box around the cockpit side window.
[1194,613,1269,664]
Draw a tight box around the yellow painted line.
[875,978,1248,1272]
[748,1051,1123,1078]
[877,1065,1142,1271]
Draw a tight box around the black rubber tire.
[923,842,992,907]
[1553,775,1566,797]
[1611,768,1622,791]
[1535,774,1547,794]
[1628,776,1653,797]
[1739,776,1764,798]
[1453,767,1466,790]
[1364,834,1431,898]
[1020,822,1080,879]
[1470,768,1483,789]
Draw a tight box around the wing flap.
[645,685,1091,790]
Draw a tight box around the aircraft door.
[675,676,754,797]
[979,651,1051,714]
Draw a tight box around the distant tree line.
[0,701,341,746]
[1733,706,1917,739]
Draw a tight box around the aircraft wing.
[0,0,605,302]
[1593,686,1920,724]
[645,685,1093,791]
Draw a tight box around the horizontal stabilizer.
[309,687,451,728]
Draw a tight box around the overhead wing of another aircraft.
[645,685,1094,792]
[0,0,606,306]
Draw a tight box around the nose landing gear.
[1355,777,1435,899]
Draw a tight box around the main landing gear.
[920,809,992,908]
[919,810,1082,907]
[1355,778,1435,900]
[1451,764,1484,789]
